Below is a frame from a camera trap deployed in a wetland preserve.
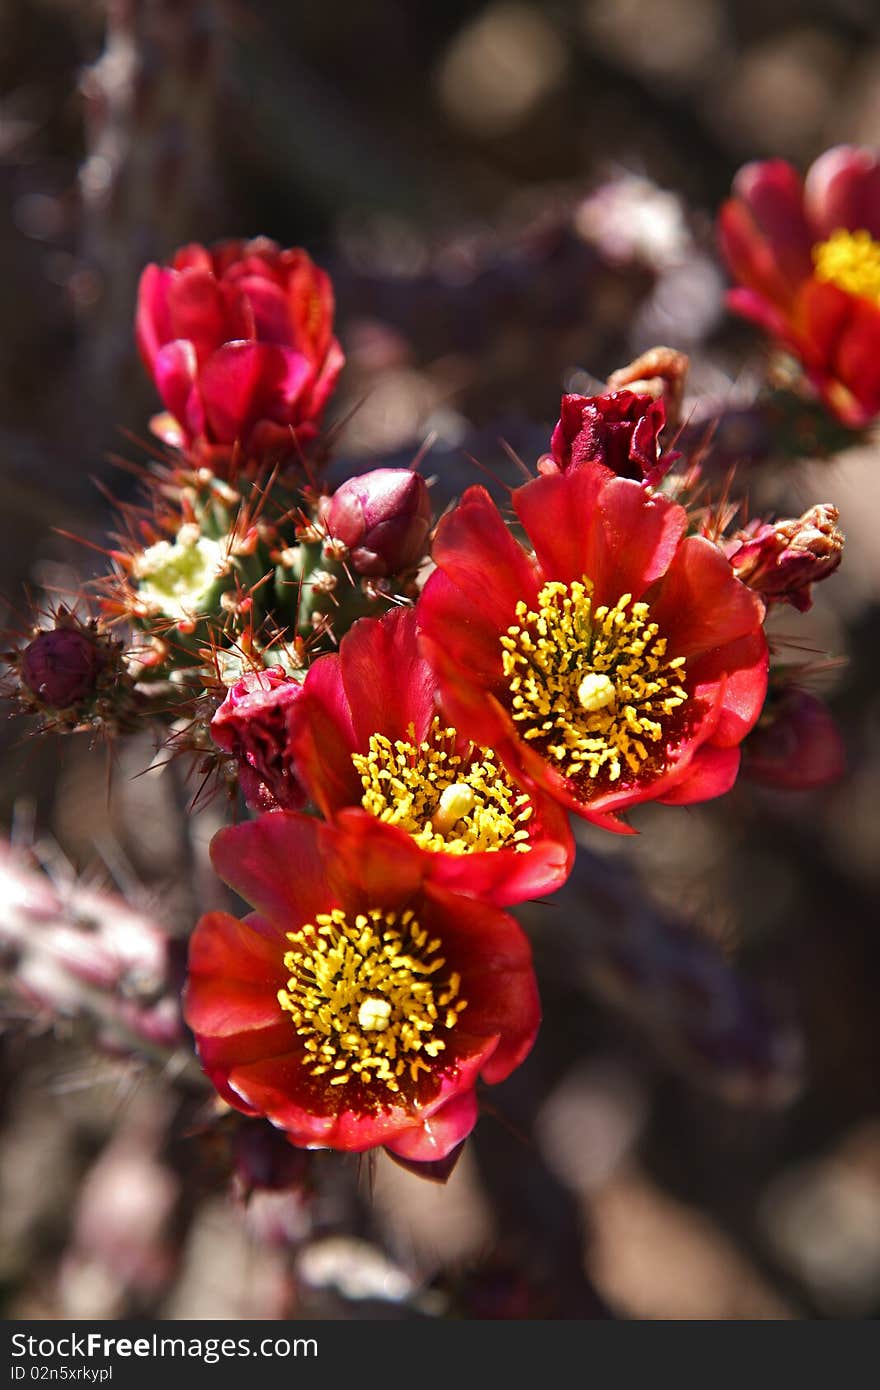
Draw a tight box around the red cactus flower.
[418,463,768,833]
[743,687,845,791]
[211,667,306,813]
[540,390,672,486]
[292,606,573,905]
[320,468,432,577]
[185,811,540,1161]
[719,145,880,426]
[136,238,344,465]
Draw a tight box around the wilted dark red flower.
[136,238,344,464]
[743,687,845,790]
[211,667,306,812]
[292,606,573,905]
[539,390,671,486]
[320,468,432,577]
[419,463,768,833]
[185,812,540,1161]
[728,504,844,612]
[20,626,103,710]
[720,146,880,426]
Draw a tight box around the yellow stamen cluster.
[813,228,880,304]
[277,907,467,1096]
[500,578,688,786]
[351,717,533,855]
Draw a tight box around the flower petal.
[226,1044,492,1153]
[209,813,329,929]
[431,486,540,632]
[293,653,362,818]
[341,607,438,748]
[688,630,769,748]
[650,535,766,659]
[383,1091,479,1163]
[327,809,430,910]
[514,469,686,604]
[421,887,541,1084]
[237,275,297,346]
[135,264,174,370]
[167,268,233,365]
[185,909,282,1038]
[805,144,880,241]
[513,465,608,583]
[731,158,813,292]
[199,342,312,446]
[153,339,197,429]
[656,744,741,805]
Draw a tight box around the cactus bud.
[20,626,103,710]
[322,468,431,577]
[729,504,844,611]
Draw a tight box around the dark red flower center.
[277,907,468,1104]
[499,577,693,795]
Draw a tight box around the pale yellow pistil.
[277,907,467,1095]
[813,228,880,303]
[500,578,688,785]
[352,716,533,855]
[577,672,616,712]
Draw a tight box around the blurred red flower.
[720,145,880,426]
[136,238,344,465]
[742,687,845,791]
[292,606,573,905]
[186,812,540,1161]
[210,667,307,812]
[419,463,768,833]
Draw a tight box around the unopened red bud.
[211,667,306,812]
[730,504,843,610]
[21,627,102,709]
[324,468,431,576]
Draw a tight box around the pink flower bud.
[323,468,431,577]
[211,667,306,811]
[20,627,102,709]
[540,390,671,485]
[729,504,843,611]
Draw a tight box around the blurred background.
[1,0,879,1320]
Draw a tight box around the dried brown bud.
[606,346,690,431]
[730,504,844,611]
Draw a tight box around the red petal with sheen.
[649,535,766,659]
[804,144,880,241]
[209,813,329,930]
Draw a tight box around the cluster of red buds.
[2,147,856,1186]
